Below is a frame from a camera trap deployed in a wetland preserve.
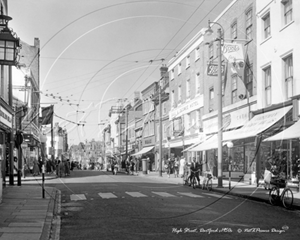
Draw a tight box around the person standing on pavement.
[167,157,174,178]
[174,157,179,178]
[179,156,186,178]
[130,158,135,175]
[32,159,40,176]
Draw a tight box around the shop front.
[131,136,155,171]
[263,118,300,180]
[189,105,293,184]
[0,105,13,201]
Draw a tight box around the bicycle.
[268,177,294,209]
[202,171,213,191]
[190,169,201,189]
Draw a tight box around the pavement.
[0,170,299,240]
[0,174,59,240]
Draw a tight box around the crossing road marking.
[177,192,204,198]
[152,192,176,197]
[98,193,118,199]
[202,193,232,199]
[70,194,87,201]
[125,192,147,198]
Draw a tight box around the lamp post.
[40,132,47,198]
[158,77,163,177]
[206,20,224,188]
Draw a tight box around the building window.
[186,56,190,69]
[178,85,182,103]
[263,13,271,39]
[283,0,293,25]
[196,73,200,94]
[209,43,213,59]
[186,79,190,98]
[178,63,181,75]
[245,63,253,97]
[149,121,154,136]
[209,87,214,111]
[245,8,253,40]
[196,110,201,129]
[264,66,271,106]
[162,101,167,114]
[195,47,200,61]
[170,69,174,80]
[232,75,238,103]
[231,21,237,40]
[284,54,293,99]
[163,123,166,140]
[171,90,175,107]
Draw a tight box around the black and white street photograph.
[0,0,300,239]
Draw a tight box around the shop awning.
[187,106,292,152]
[188,135,229,151]
[223,106,292,142]
[182,134,208,152]
[131,146,154,156]
[263,119,300,142]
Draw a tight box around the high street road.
[26,170,300,240]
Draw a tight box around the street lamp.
[0,14,21,65]
[206,20,224,188]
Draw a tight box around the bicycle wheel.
[207,179,212,191]
[269,187,279,206]
[192,177,196,189]
[282,188,294,209]
[183,176,188,186]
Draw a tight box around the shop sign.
[203,107,249,134]
[143,136,155,147]
[0,106,12,128]
[206,63,226,76]
[169,96,203,120]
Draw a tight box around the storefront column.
[255,136,262,186]
[9,132,14,185]
[289,140,292,179]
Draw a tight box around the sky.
[9,0,233,145]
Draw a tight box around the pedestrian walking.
[58,160,65,178]
[65,159,70,176]
[174,157,179,177]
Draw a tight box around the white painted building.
[256,0,300,109]
[256,0,300,180]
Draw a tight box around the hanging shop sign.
[0,106,12,128]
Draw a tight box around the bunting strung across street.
[40,105,54,125]
[222,42,245,79]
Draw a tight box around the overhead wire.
[121,0,208,98]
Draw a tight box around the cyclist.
[189,157,201,187]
